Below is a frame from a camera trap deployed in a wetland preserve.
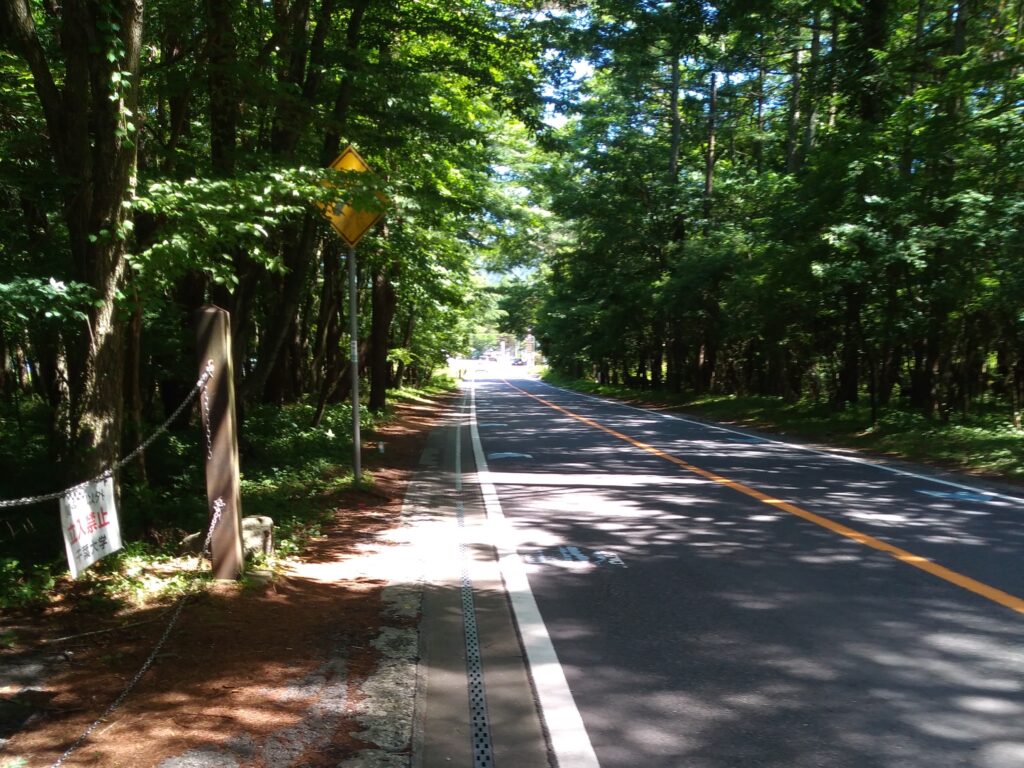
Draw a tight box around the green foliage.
[493,277,541,338]
[130,166,388,290]
[0,277,96,334]
[0,394,393,607]
[532,0,1024,427]
[0,0,555,609]
[0,557,57,610]
[79,541,210,606]
[0,394,57,500]
[232,400,375,558]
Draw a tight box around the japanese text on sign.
[60,476,123,578]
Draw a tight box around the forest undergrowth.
[0,379,456,611]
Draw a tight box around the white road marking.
[559,545,589,562]
[524,547,628,570]
[917,489,998,503]
[531,379,1024,507]
[593,550,626,568]
[487,452,534,460]
[468,380,601,768]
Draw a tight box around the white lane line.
[530,379,1024,507]
[469,380,601,768]
[455,406,462,493]
[917,489,998,503]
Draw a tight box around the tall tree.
[2,0,143,476]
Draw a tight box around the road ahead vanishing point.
[418,367,1024,768]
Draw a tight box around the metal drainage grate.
[457,500,496,767]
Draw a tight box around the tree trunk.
[4,0,142,479]
[754,52,766,174]
[854,0,890,124]
[269,0,339,157]
[393,312,416,387]
[206,0,238,174]
[1012,350,1023,430]
[650,330,664,390]
[827,10,840,129]
[0,330,10,402]
[837,285,863,406]
[785,46,802,173]
[245,0,371,403]
[667,326,685,393]
[699,332,718,393]
[668,52,682,184]
[803,9,821,157]
[310,244,343,392]
[369,263,398,412]
[243,216,320,401]
[703,71,717,227]
[899,0,928,178]
[311,290,346,428]
[125,291,148,485]
[321,0,372,165]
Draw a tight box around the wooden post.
[196,305,244,580]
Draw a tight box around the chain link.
[17,359,224,767]
[0,362,215,509]
[49,502,224,768]
[201,360,215,461]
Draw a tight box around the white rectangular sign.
[60,476,122,578]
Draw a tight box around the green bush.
[0,557,56,609]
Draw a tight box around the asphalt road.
[468,369,1024,768]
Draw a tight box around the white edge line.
[468,379,601,768]
[454,407,462,493]
[530,379,1024,507]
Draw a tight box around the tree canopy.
[2,0,1023,547]
[530,0,1024,425]
[0,0,551,482]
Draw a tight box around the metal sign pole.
[316,144,385,488]
[348,244,362,485]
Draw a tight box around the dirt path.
[1,393,453,768]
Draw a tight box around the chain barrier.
[49,360,224,768]
[49,503,223,768]
[200,362,215,461]
[0,361,215,509]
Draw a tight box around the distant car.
[511,358,526,366]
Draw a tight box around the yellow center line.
[506,381,1024,615]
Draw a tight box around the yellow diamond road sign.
[320,145,385,247]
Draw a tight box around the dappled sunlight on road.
[463,374,1024,767]
[474,375,1024,597]
[541,580,1024,768]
